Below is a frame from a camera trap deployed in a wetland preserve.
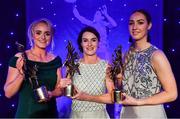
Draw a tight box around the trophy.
[63,40,80,97]
[15,42,49,103]
[110,45,124,103]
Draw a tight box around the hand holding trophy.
[15,42,49,103]
[63,40,80,97]
[110,45,124,103]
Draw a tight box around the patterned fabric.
[121,45,167,118]
[71,110,110,119]
[120,105,167,119]
[72,60,107,112]
[123,45,161,99]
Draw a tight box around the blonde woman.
[4,19,71,118]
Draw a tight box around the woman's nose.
[132,23,137,30]
[88,41,92,46]
[41,34,45,39]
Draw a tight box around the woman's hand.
[72,86,88,101]
[16,55,25,76]
[121,93,142,106]
[47,91,53,100]
[48,78,72,98]
[57,78,72,88]
[47,90,60,101]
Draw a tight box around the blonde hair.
[27,18,55,52]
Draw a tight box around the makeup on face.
[81,32,99,56]
[129,12,150,41]
[32,23,52,48]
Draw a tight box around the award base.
[65,84,74,97]
[34,86,49,103]
[113,89,123,104]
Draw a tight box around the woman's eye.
[45,33,51,36]
[129,22,134,25]
[138,21,144,25]
[92,39,97,42]
[82,39,88,42]
[36,32,41,35]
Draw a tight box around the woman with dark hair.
[70,26,114,118]
[120,9,177,118]
[4,18,71,118]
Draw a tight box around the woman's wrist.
[137,99,146,105]
[17,68,24,76]
[16,72,25,81]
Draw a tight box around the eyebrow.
[129,19,145,22]
[34,30,51,32]
[137,19,145,22]
[82,37,97,39]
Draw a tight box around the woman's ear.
[148,22,152,30]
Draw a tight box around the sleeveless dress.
[71,60,110,119]
[120,45,167,118]
[9,56,62,118]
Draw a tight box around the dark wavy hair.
[129,9,152,43]
[77,26,100,52]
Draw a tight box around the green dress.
[9,56,62,118]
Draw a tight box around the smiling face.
[32,22,52,49]
[129,12,152,42]
[81,31,99,56]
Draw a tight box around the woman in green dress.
[4,18,71,118]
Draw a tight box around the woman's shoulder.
[99,59,109,66]
[9,51,26,67]
[14,50,31,57]
[151,49,168,67]
[99,59,108,63]
[151,49,166,59]
[14,52,23,57]
[48,53,62,62]
[47,52,56,59]
[150,45,164,57]
[47,53,62,66]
